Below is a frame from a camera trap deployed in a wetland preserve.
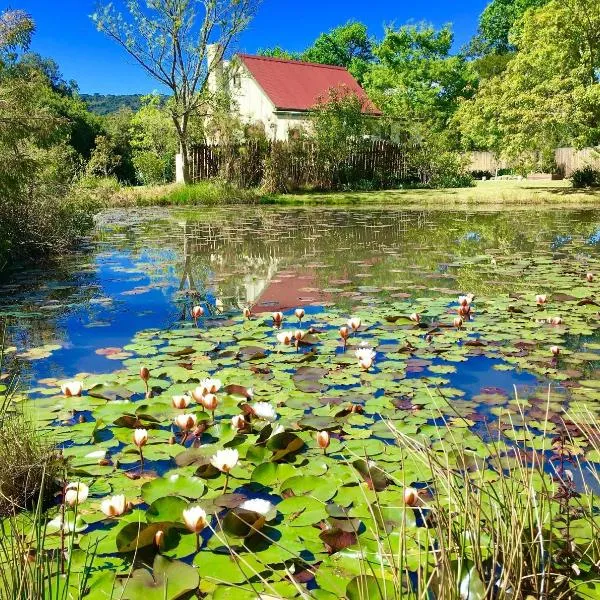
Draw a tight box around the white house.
[208,44,380,141]
[175,46,380,181]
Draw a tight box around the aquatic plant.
[8,239,600,598]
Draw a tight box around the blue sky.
[16,0,489,94]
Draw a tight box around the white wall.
[230,63,311,141]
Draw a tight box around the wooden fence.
[188,140,420,190]
[467,147,600,177]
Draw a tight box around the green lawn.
[265,179,600,207]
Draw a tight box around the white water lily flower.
[182,505,208,533]
[210,448,239,473]
[48,514,87,534]
[175,413,198,431]
[348,317,361,331]
[85,450,106,459]
[251,402,277,422]
[269,424,285,438]
[172,394,192,409]
[239,498,277,521]
[100,494,127,517]
[64,482,89,507]
[355,346,376,362]
[276,331,294,345]
[295,308,305,320]
[199,377,222,395]
[61,380,83,397]
[458,294,474,306]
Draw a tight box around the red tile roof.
[238,54,381,115]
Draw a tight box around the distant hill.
[81,94,145,115]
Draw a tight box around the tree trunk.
[173,115,191,184]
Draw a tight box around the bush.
[471,169,493,180]
[0,353,62,516]
[572,166,600,188]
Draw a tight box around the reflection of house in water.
[178,221,283,309]
[176,210,431,311]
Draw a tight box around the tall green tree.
[469,0,549,56]
[456,0,600,169]
[365,24,476,133]
[93,0,260,184]
[0,10,92,269]
[302,21,374,82]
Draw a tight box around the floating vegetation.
[3,207,600,597]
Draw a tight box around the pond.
[3,205,600,598]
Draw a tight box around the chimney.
[207,43,224,93]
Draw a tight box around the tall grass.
[0,337,95,599]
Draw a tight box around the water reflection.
[2,206,600,383]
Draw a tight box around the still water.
[2,205,600,393]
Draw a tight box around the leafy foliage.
[456,0,600,168]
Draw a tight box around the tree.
[456,0,600,169]
[0,10,92,270]
[310,87,371,188]
[469,0,549,56]
[130,94,179,184]
[0,9,34,55]
[93,0,260,184]
[258,21,374,82]
[365,24,476,133]
[302,21,374,82]
[257,46,298,60]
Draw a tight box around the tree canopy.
[457,0,600,168]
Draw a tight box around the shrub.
[0,351,62,516]
[572,167,600,188]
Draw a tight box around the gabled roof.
[237,54,381,115]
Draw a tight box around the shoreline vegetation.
[94,179,600,209]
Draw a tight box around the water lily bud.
[175,413,198,431]
[403,487,419,507]
[243,307,252,319]
[231,415,246,431]
[348,317,361,331]
[316,431,330,450]
[295,308,305,320]
[458,304,471,318]
[550,316,563,325]
[61,381,83,397]
[453,317,463,328]
[191,306,204,319]
[272,311,283,326]
[294,329,305,341]
[154,530,165,550]
[210,448,239,473]
[587,272,594,283]
[182,505,208,533]
[536,294,547,305]
[409,313,420,323]
[202,393,218,412]
[100,494,127,517]
[172,394,192,409]
[78,415,85,424]
[133,428,148,448]
[339,326,350,340]
[64,482,89,507]
[276,331,293,345]
[139,367,150,382]
[551,345,561,356]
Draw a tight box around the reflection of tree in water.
[96,207,600,311]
